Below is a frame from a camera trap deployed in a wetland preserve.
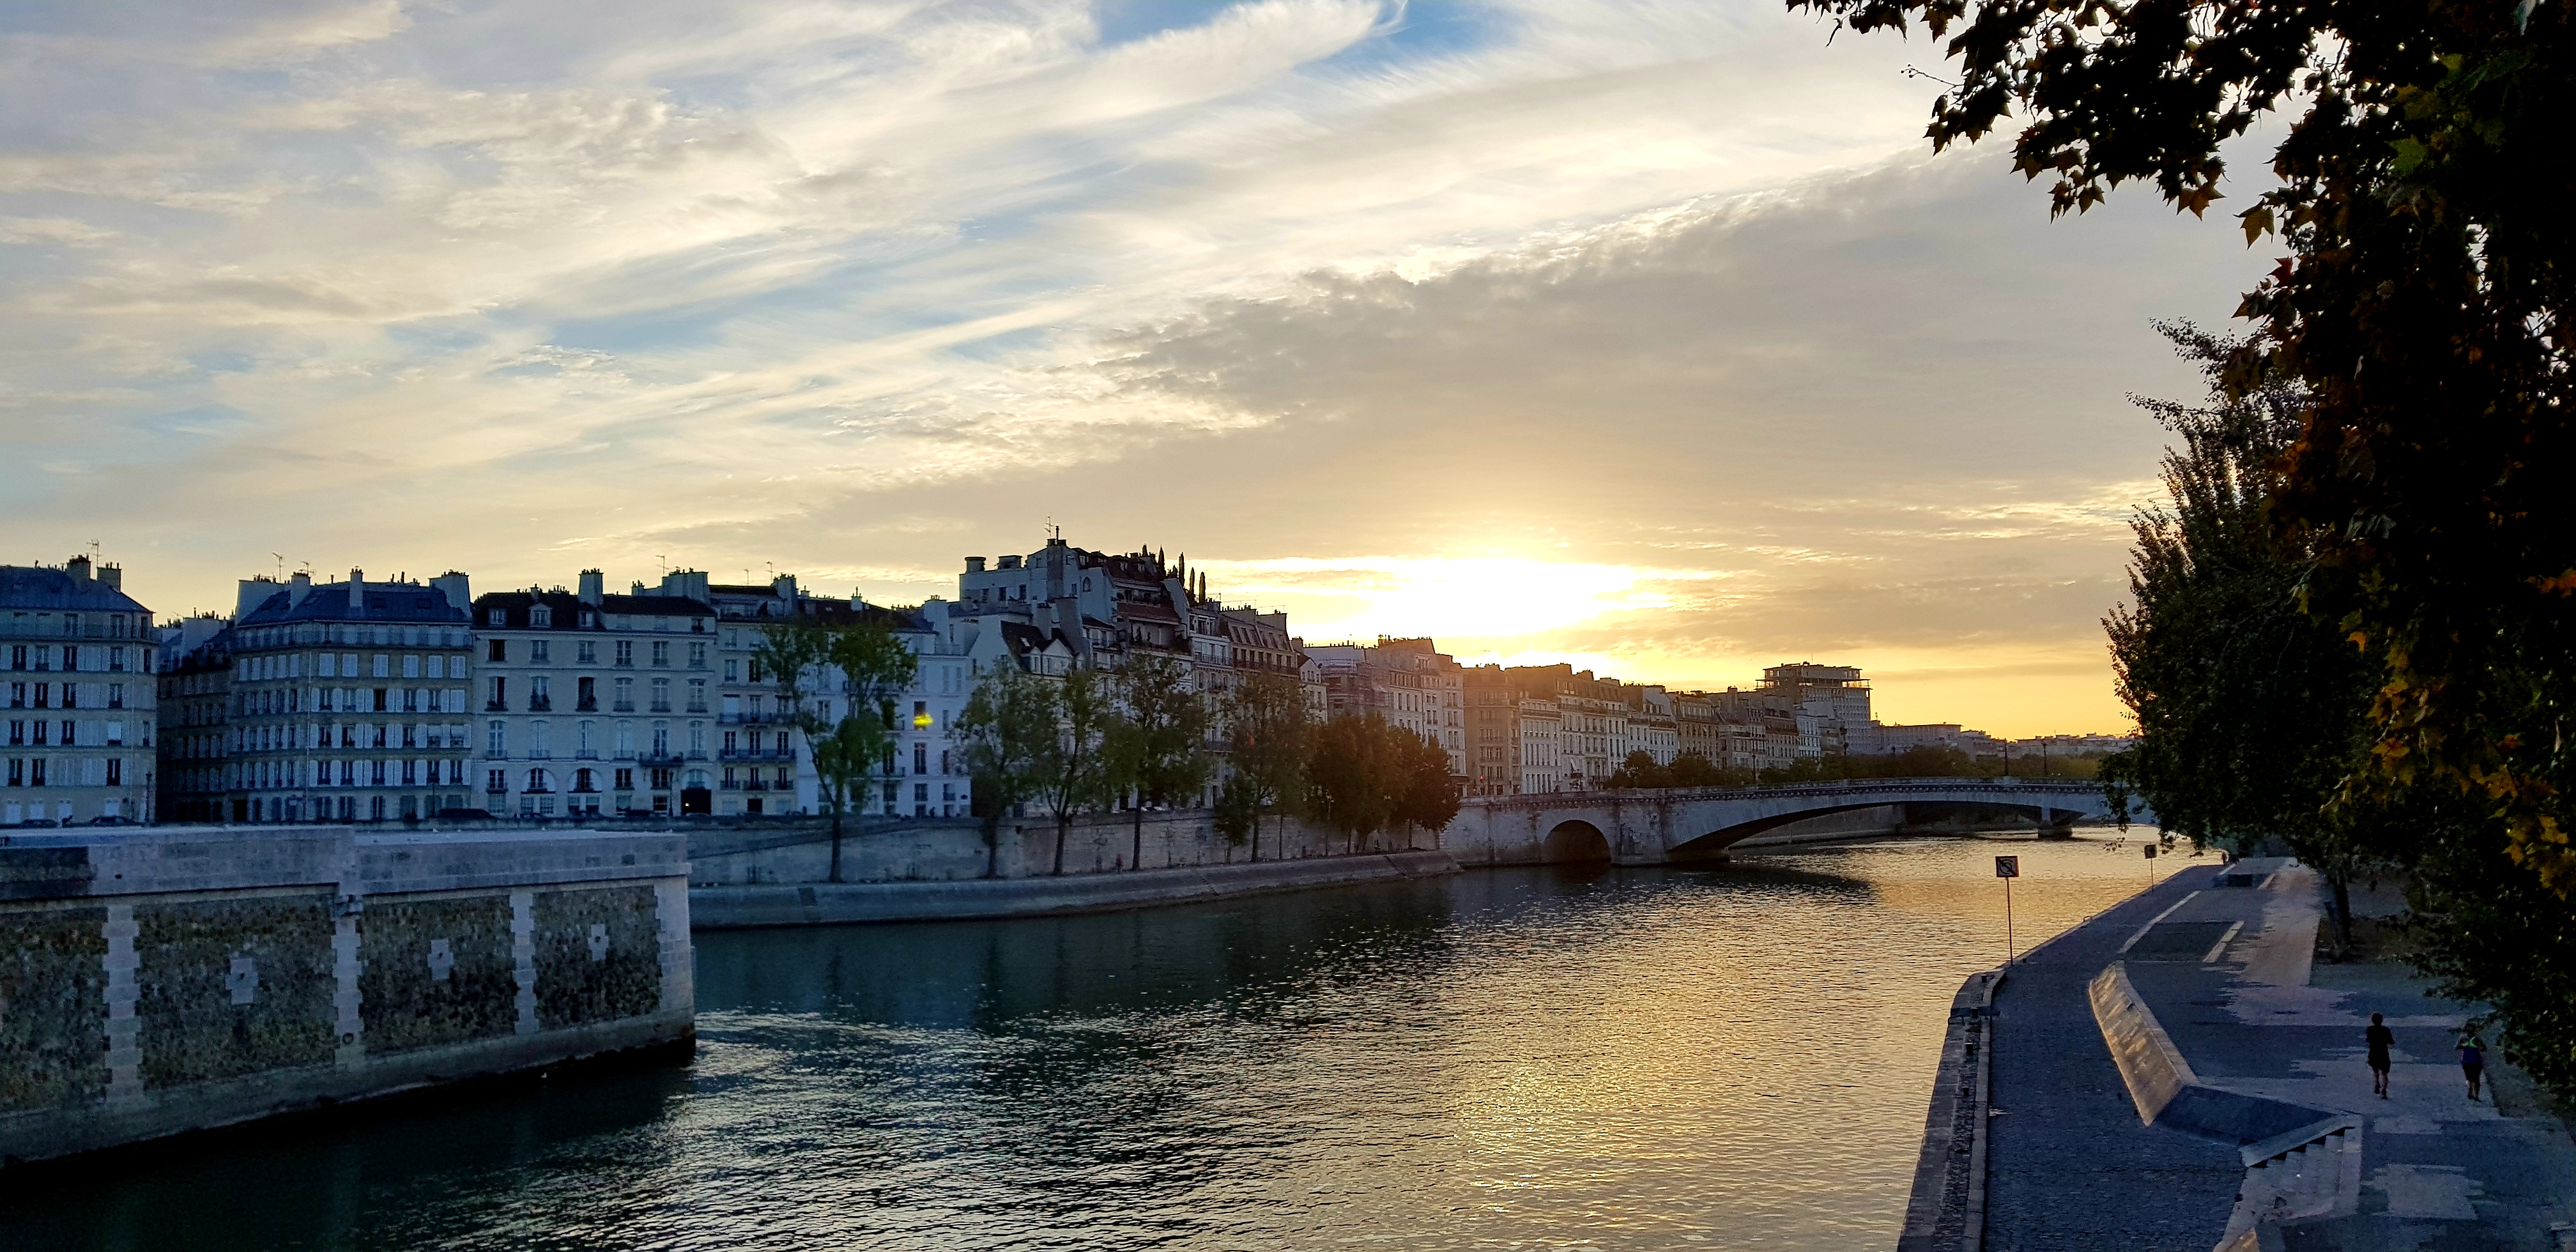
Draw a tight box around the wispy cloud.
[0,0,2266,733]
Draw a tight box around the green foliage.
[1105,654,1214,869]
[1305,714,1455,853]
[755,617,919,882]
[954,666,1057,877]
[1036,668,1121,875]
[1213,774,1263,848]
[1797,0,2576,1097]
[2099,323,2379,947]
[1105,654,1213,855]
[1225,672,1310,860]
[1305,714,1400,852]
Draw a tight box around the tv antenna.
[272,553,285,580]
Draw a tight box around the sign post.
[1995,855,2020,966]
[2144,843,2159,887]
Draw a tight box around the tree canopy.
[1787,0,2575,890]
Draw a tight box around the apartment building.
[3,557,158,826]
[471,572,716,818]
[210,569,475,824]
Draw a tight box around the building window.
[652,721,670,756]
[529,676,551,712]
[686,679,707,713]
[486,676,507,711]
[615,640,634,668]
[650,678,670,712]
[688,642,707,669]
[487,609,507,627]
[578,720,595,756]
[530,721,550,759]
[530,606,553,629]
[578,641,597,666]
[531,639,550,664]
[488,720,507,756]
[651,641,670,668]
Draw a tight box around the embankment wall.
[0,826,691,1166]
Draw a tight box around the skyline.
[2,0,2281,737]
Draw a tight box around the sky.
[0,0,2278,737]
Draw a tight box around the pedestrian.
[2459,1030,2486,1103]
[2366,1012,2395,1098]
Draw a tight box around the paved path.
[1981,859,2576,1250]
[1984,862,2244,1250]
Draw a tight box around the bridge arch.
[1542,820,1611,864]
[1665,800,2081,861]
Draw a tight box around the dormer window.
[530,606,553,628]
[581,612,597,629]
[487,609,506,627]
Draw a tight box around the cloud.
[0,0,2276,735]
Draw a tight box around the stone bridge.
[1445,778,2129,867]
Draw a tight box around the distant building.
[205,569,475,824]
[1758,662,1873,756]
[1873,722,2003,756]
[470,572,715,819]
[156,613,233,821]
[3,556,158,826]
[1463,664,1520,796]
[1306,637,1466,779]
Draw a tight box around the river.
[3,832,2177,1250]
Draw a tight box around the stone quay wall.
[0,826,692,1166]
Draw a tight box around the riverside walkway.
[1959,860,2576,1250]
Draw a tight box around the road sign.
[1995,855,2020,878]
[2143,844,2159,860]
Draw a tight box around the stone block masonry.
[0,825,691,1166]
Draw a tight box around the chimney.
[236,577,279,620]
[348,568,365,610]
[771,574,796,602]
[96,563,121,590]
[997,554,1022,570]
[578,569,604,606]
[65,555,91,581]
[286,571,312,606]
[660,569,709,602]
[431,570,471,612]
[964,556,986,574]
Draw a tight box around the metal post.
[2005,875,2016,966]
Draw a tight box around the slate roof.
[473,590,714,630]
[239,583,465,626]
[0,565,151,615]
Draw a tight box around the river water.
[4,833,2178,1251]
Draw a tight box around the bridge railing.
[1460,777,2112,812]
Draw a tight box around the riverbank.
[689,848,1461,928]
[1919,858,2576,1250]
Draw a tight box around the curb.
[1897,965,2005,1252]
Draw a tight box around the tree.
[1105,653,1213,871]
[1795,0,2576,1093]
[756,616,919,883]
[2101,322,2377,954]
[1607,751,1669,790]
[1392,729,1460,848]
[1307,714,1400,855]
[1037,666,1119,876]
[1225,672,1310,862]
[954,666,1055,879]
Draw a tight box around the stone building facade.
[208,570,475,824]
[3,557,158,826]
[471,572,717,818]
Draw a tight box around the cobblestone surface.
[1982,863,2244,1251]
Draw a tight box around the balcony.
[527,697,552,712]
[720,749,795,763]
[576,698,598,712]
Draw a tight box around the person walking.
[2460,1031,2487,1103]
[2366,1013,2396,1098]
